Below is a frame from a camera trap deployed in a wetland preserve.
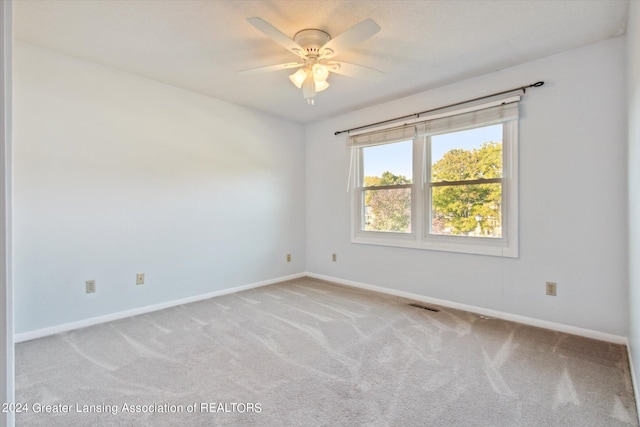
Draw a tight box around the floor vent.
[408,303,441,312]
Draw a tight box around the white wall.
[628,0,640,396]
[13,42,306,334]
[306,37,628,336]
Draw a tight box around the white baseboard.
[14,272,306,343]
[306,272,628,345]
[15,270,628,347]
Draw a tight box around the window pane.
[363,139,413,185]
[431,183,502,238]
[363,188,411,233]
[431,125,502,182]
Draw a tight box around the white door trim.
[1,1,14,426]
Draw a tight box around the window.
[361,140,412,233]
[429,125,503,238]
[349,98,519,257]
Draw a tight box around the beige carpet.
[15,277,638,426]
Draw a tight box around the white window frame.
[353,138,416,242]
[349,98,519,258]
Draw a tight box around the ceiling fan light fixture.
[312,63,329,82]
[302,72,316,100]
[315,80,329,92]
[245,17,383,105]
[289,68,308,88]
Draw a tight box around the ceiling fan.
[240,17,384,105]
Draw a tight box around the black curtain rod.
[334,81,544,136]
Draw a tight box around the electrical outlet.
[86,280,96,294]
[332,253,337,262]
[546,281,557,296]
[286,254,291,262]
[136,273,145,285]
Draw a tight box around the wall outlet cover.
[546,281,557,296]
[86,280,96,293]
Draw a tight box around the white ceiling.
[14,0,629,124]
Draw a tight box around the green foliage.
[432,141,502,181]
[363,172,411,232]
[364,171,411,187]
[431,142,502,236]
[361,142,502,236]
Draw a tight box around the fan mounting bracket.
[293,29,331,55]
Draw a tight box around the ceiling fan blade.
[328,62,384,80]
[247,17,307,59]
[320,19,381,58]
[238,62,304,74]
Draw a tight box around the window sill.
[352,233,518,258]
